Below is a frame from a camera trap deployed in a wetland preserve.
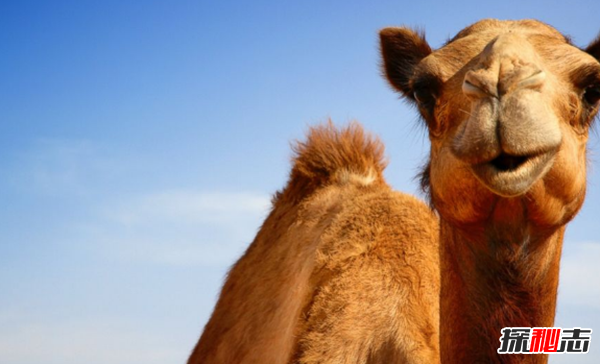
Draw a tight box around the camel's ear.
[585,33,600,61]
[379,27,432,98]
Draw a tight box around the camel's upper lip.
[470,150,556,197]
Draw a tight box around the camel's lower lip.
[470,151,556,197]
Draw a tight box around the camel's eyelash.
[410,74,443,110]
[411,74,442,93]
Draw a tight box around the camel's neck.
[439,219,565,364]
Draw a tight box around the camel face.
[450,32,562,197]
[381,19,600,226]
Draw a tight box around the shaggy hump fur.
[188,122,440,364]
[293,122,386,178]
[287,122,387,200]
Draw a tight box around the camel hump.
[291,121,387,188]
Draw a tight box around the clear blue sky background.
[1,1,599,363]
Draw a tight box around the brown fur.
[381,19,600,363]
[187,122,440,364]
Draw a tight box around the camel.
[380,19,600,363]
[187,123,441,363]
[187,19,599,364]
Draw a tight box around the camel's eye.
[413,87,436,108]
[583,85,600,106]
[411,74,441,122]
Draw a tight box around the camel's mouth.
[471,151,556,197]
[489,154,528,172]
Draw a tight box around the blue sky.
[1,1,599,363]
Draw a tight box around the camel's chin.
[470,151,556,197]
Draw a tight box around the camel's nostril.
[490,154,528,171]
[463,71,499,99]
[516,70,546,90]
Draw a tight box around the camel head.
[381,19,600,227]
